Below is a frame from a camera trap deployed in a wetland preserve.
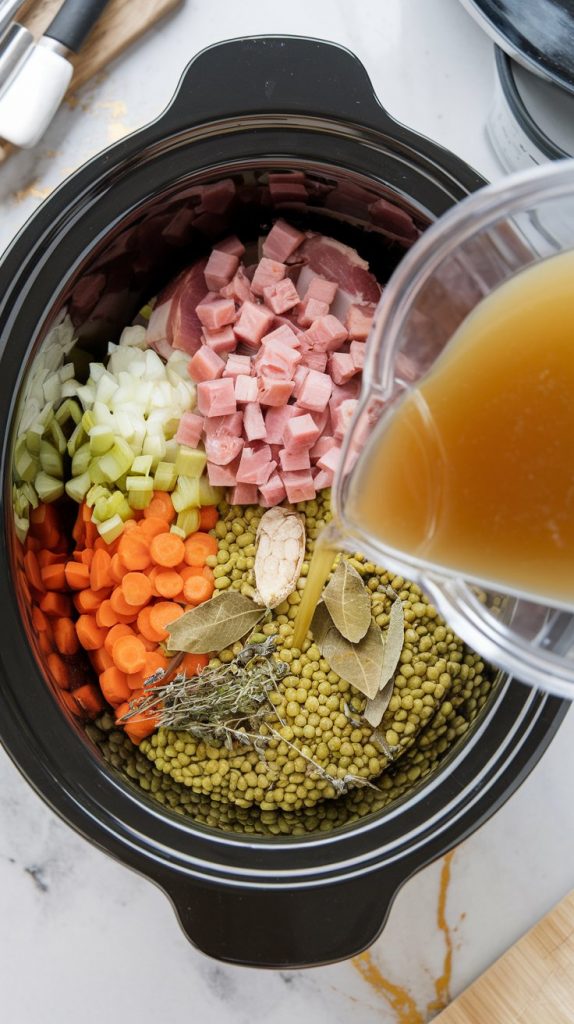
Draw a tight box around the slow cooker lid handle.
[163,35,394,134]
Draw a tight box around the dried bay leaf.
[310,602,332,648]
[166,592,266,654]
[364,678,395,728]
[322,560,372,643]
[363,596,405,727]
[254,508,306,608]
[323,622,384,700]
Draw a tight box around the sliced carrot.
[153,569,184,599]
[79,549,94,567]
[104,623,134,656]
[121,571,153,607]
[39,591,72,617]
[121,702,161,743]
[143,650,169,679]
[137,605,163,643]
[74,588,107,613]
[30,503,61,548]
[183,574,214,605]
[40,563,67,591]
[181,652,209,676]
[96,599,119,629]
[114,609,139,625]
[37,551,64,569]
[90,549,114,592]
[81,501,92,522]
[23,550,44,591]
[139,517,169,541]
[32,606,49,632]
[72,505,86,546]
[38,630,54,655]
[53,617,80,656]
[118,531,151,572]
[140,635,158,651]
[18,570,32,605]
[150,532,185,568]
[199,506,219,531]
[148,601,183,641]
[91,647,114,673]
[73,683,104,718]
[65,561,91,591]
[112,634,147,673]
[110,585,140,617]
[110,552,126,584]
[76,614,107,651]
[46,652,71,689]
[183,531,218,566]
[99,666,131,706]
[144,491,176,524]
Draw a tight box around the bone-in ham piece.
[149,257,209,356]
[297,234,381,305]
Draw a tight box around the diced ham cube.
[221,267,254,304]
[310,435,336,461]
[317,445,341,473]
[188,345,225,383]
[231,483,259,505]
[346,304,374,341]
[214,235,245,258]
[205,434,244,465]
[297,369,333,412]
[196,296,236,331]
[350,340,366,370]
[279,448,311,471]
[207,460,239,486]
[175,411,204,448]
[197,378,237,417]
[293,364,309,398]
[332,398,358,440]
[284,413,320,451]
[309,406,331,437]
[236,445,275,486]
[306,276,337,304]
[329,351,357,386]
[330,379,361,416]
[204,249,240,291]
[203,324,237,354]
[269,180,308,202]
[243,402,266,441]
[259,473,287,506]
[261,324,300,348]
[282,469,316,503]
[258,376,295,407]
[223,353,252,378]
[297,297,330,327]
[199,179,236,213]
[263,277,300,314]
[251,258,286,297]
[302,314,348,353]
[262,219,305,262]
[256,338,301,380]
[234,301,275,348]
[313,467,334,489]
[264,405,297,444]
[235,374,258,403]
[203,412,243,436]
[301,346,328,373]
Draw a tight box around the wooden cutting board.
[434,890,574,1024]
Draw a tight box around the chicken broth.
[347,249,574,607]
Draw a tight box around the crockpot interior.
[10,161,501,838]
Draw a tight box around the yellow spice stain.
[96,99,127,119]
[353,951,425,1024]
[107,122,131,142]
[427,851,456,1015]
[13,180,53,203]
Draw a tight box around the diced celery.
[35,472,64,503]
[65,472,92,503]
[97,514,125,544]
[153,461,178,492]
[86,484,110,508]
[128,489,153,510]
[21,482,39,509]
[39,440,64,478]
[67,399,82,425]
[177,508,201,536]
[38,403,54,427]
[174,446,207,479]
[169,525,186,539]
[139,304,153,322]
[198,477,223,506]
[49,418,67,455]
[172,475,200,512]
[93,495,109,523]
[99,439,134,482]
[105,491,128,519]
[164,439,179,464]
[117,496,135,521]
[55,398,79,427]
[26,424,45,455]
[14,489,30,517]
[82,410,96,433]
[14,513,29,544]
[71,443,91,477]
[89,426,114,456]
[125,475,153,492]
[15,442,38,483]
[89,458,108,485]
[130,455,153,476]
[66,421,87,457]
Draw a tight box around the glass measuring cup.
[335,159,574,697]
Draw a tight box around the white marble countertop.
[1,1,573,1021]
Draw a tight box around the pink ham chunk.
[282,469,316,503]
[243,402,267,441]
[317,445,341,474]
[196,296,236,331]
[258,376,295,407]
[330,378,361,410]
[297,369,333,413]
[264,405,297,444]
[293,364,309,398]
[279,447,311,471]
[313,467,334,489]
[231,483,259,505]
[256,338,301,380]
[204,249,240,291]
[346,304,374,341]
[234,301,275,347]
[208,460,240,486]
[221,267,254,304]
[188,345,225,383]
[350,340,366,370]
[301,347,328,373]
[175,411,204,448]
[236,445,275,486]
[202,324,237,354]
[297,297,329,327]
[262,219,305,262]
[197,378,237,417]
[306,275,337,305]
[302,314,348,353]
[251,258,286,297]
[214,235,245,258]
[234,374,258,403]
[261,323,300,349]
[205,434,244,466]
[310,435,336,460]
[284,413,320,451]
[262,277,300,314]
[332,398,358,440]
[223,353,252,378]
[203,412,244,437]
[259,473,287,506]
[329,351,357,386]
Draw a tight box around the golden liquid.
[292,541,336,650]
[347,249,574,607]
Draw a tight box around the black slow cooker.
[0,36,566,968]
